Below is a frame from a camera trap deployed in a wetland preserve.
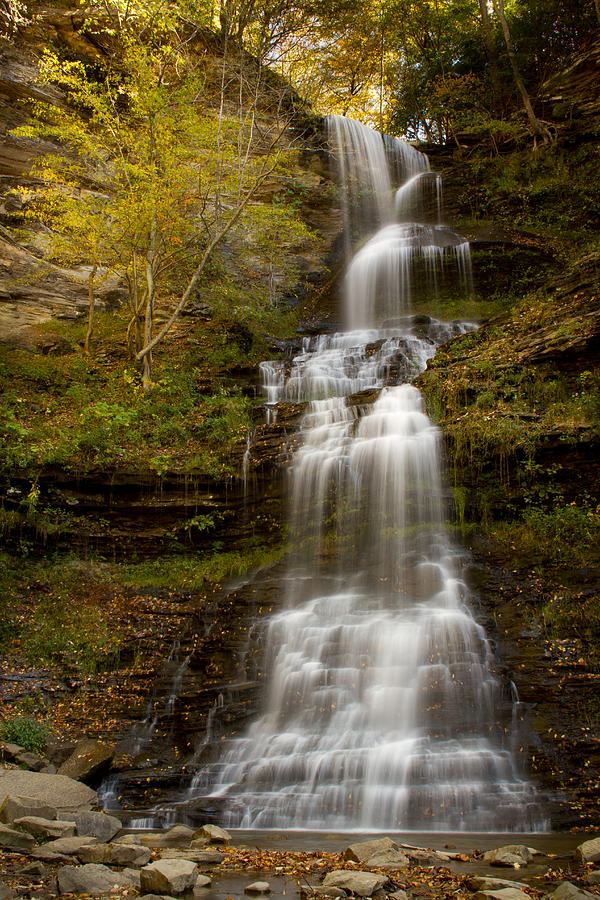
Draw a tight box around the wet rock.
[388,892,408,900]
[546,884,596,900]
[473,889,530,900]
[0,795,58,824]
[194,823,231,843]
[322,870,387,897]
[57,863,131,895]
[140,859,199,895]
[57,740,114,784]
[13,815,76,839]
[482,846,533,868]
[42,835,98,855]
[78,842,151,867]
[468,878,530,892]
[0,771,97,814]
[0,822,36,851]
[576,839,600,864]
[344,838,399,863]
[245,882,272,894]
[73,810,121,842]
[195,874,212,888]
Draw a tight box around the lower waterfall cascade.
[186,116,547,831]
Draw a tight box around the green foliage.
[0,716,49,754]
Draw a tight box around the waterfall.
[195,116,546,831]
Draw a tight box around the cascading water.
[193,116,546,831]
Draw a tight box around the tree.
[16,0,307,389]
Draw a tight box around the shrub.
[0,716,49,753]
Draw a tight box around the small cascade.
[241,428,256,501]
[188,116,546,831]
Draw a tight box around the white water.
[195,116,545,831]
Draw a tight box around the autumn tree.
[16,0,308,389]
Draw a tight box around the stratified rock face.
[0,771,96,814]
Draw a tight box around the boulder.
[0,742,27,760]
[161,848,224,864]
[0,822,35,851]
[113,833,143,844]
[78,842,151,867]
[546,884,596,900]
[140,825,195,848]
[13,751,48,772]
[121,868,142,887]
[194,823,231,844]
[73,811,121,842]
[322,871,387,897]
[404,849,446,866]
[300,888,345,899]
[196,875,212,888]
[388,892,409,900]
[576,839,600,865]
[483,846,533,868]
[140,859,199,896]
[13,815,76,839]
[245,882,272,894]
[344,838,399,863]
[42,835,98,855]
[586,872,600,886]
[473,890,530,900]
[138,895,175,900]
[469,878,530,892]
[0,881,15,900]
[20,862,47,877]
[0,795,58,824]
[0,771,96,815]
[365,850,409,869]
[57,740,114,784]
[57,863,131,896]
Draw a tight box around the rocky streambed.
[1,767,600,900]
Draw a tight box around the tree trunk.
[84,264,97,356]
[492,0,550,144]
[142,221,157,393]
[477,0,496,60]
